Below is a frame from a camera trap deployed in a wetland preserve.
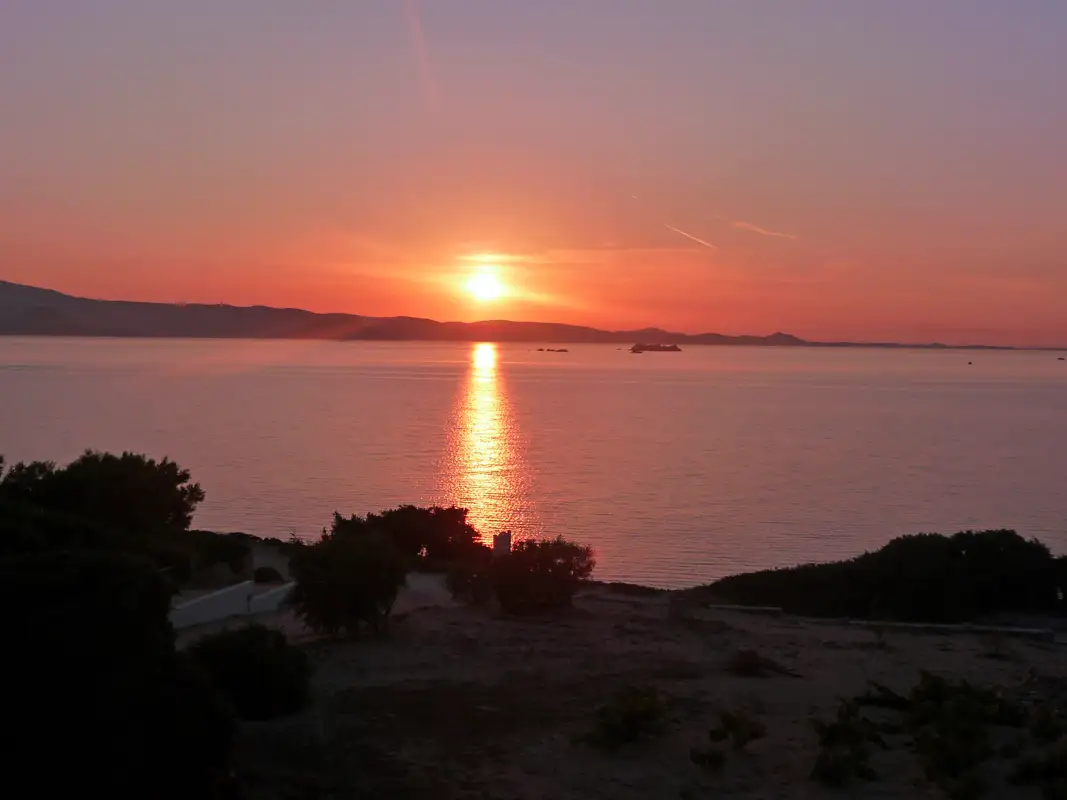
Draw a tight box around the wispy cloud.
[456,252,556,265]
[458,244,721,270]
[663,223,719,250]
[402,0,439,113]
[729,220,799,241]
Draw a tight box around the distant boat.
[631,343,681,353]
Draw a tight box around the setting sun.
[466,270,505,302]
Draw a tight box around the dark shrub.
[330,504,484,565]
[690,745,727,771]
[707,529,1061,622]
[253,565,286,584]
[0,457,57,507]
[1,550,234,797]
[0,498,120,556]
[708,709,768,750]
[724,648,800,678]
[809,701,883,786]
[186,529,252,573]
[189,625,312,721]
[584,686,666,752]
[445,545,494,604]
[287,528,408,636]
[493,536,595,615]
[1011,738,1067,788]
[0,450,204,536]
[147,653,237,798]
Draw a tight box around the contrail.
[663,223,719,250]
[631,195,718,251]
[403,0,439,113]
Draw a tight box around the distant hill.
[0,279,1027,350]
[0,280,810,346]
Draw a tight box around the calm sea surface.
[2,337,1065,587]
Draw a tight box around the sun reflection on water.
[437,343,532,540]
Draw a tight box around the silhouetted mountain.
[0,280,1025,349]
[0,280,807,345]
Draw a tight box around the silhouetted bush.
[189,624,311,721]
[0,497,120,556]
[690,744,727,771]
[493,536,595,615]
[287,528,408,636]
[1011,739,1067,790]
[1,549,234,797]
[329,504,484,566]
[809,701,883,786]
[707,530,1062,622]
[725,648,799,678]
[186,528,251,573]
[445,545,494,605]
[253,565,285,584]
[583,686,666,752]
[708,709,767,750]
[848,671,1035,797]
[0,450,204,536]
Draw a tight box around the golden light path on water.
[436,343,535,542]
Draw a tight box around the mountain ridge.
[0,279,1029,350]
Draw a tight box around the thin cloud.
[457,252,555,265]
[402,0,439,113]
[730,220,799,241]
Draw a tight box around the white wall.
[250,582,295,614]
[170,581,254,629]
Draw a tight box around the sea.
[2,337,1065,588]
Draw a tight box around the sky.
[1,1,1066,346]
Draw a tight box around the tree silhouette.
[0,450,204,536]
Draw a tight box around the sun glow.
[465,270,506,302]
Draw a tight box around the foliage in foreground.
[690,709,767,772]
[809,700,884,786]
[329,504,485,565]
[286,528,408,636]
[708,709,768,750]
[189,624,312,721]
[831,669,1067,797]
[1,549,234,797]
[707,529,1065,622]
[725,648,800,678]
[583,686,666,752]
[492,536,596,615]
[0,450,266,586]
[445,547,495,605]
[0,450,204,536]
[253,565,286,584]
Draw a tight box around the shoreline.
[5,332,1067,351]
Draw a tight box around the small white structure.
[493,531,512,557]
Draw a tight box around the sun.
[466,270,505,302]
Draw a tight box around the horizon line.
[3,277,1065,352]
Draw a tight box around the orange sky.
[2,2,1066,346]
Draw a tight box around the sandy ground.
[231,585,1067,799]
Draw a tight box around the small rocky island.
[631,343,682,353]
